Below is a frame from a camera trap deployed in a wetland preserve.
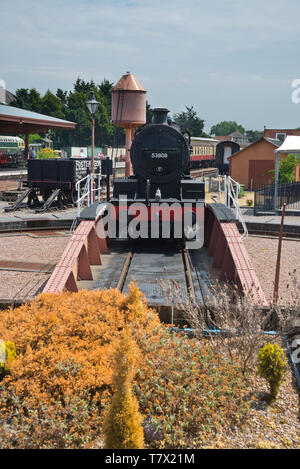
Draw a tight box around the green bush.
[257,343,286,399]
[238,185,245,198]
[268,154,300,184]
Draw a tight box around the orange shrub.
[0,284,160,448]
[0,281,251,449]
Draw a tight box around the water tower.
[111,72,146,176]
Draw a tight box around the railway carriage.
[190,137,240,174]
[0,136,25,167]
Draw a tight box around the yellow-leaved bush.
[257,343,287,399]
[104,326,144,449]
[0,340,16,373]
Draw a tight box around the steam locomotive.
[111,108,205,240]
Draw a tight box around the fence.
[254,181,300,214]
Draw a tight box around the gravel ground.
[243,236,300,305]
[0,233,70,299]
[0,200,77,217]
[0,271,50,300]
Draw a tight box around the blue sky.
[1,0,300,133]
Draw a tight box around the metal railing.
[70,173,102,232]
[75,173,102,218]
[254,181,300,214]
[214,175,248,239]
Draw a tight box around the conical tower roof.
[112,72,146,92]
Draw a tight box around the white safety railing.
[218,175,248,239]
[70,173,103,232]
[76,174,91,218]
[75,172,102,218]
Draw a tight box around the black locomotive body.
[111,108,205,240]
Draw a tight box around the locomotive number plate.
[151,152,168,158]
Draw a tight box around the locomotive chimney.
[152,108,169,125]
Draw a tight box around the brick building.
[228,128,300,189]
[264,128,300,141]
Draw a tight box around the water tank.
[111,72,146,127]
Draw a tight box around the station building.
[228,129,300,190]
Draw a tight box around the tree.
[98,78,113,109]
[13,88,42,113]
[246,130,263,143]
[29,133,41,143]
[210,121,245,136]
[268,154,300,184]
[173,105,206,137]
[41,90,65,119]
[278,154,299,184]
[146,101,153,124]
[56,88,68,105]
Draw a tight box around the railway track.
[190,167,218,178]
[118,240,194,305]
[78,238,214,313]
